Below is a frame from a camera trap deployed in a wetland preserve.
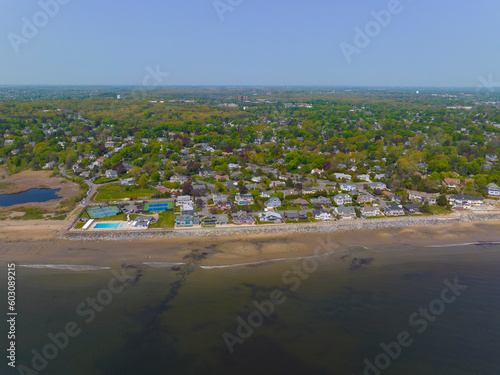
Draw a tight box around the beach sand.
[1,220,499,268]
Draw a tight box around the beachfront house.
[314,209,332,221]
[334,194,352,206]
[233,210,255,225]
[259,211,282,223]
[334,206,356,219]
[361,206,382,217]
[487,183,500,197]
[408,190,437,205]
[130,216,153,230]
[402,204,420,214]
[175,215,200,227]
[385,204,405,216]
[448,194,484,208]
[265,197,282,209]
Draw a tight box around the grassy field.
[94,184,156,202]
[150,211,175,228]
[429,205,453,215]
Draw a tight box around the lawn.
[428,205,453,215]
[150,211,175,228]
[94,184,156,202]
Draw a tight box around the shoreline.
[59,211,500,241]
[1,213,499,269]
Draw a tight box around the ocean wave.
[19,264,111,271]
[200,253,334,269]
[426,242,500,248]
[143,262,185,268]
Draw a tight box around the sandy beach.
[1,218,499,268]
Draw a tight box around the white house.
[487,183,500,197]
[335,206,356,219]
[340,183,357,192]
[362,206,382,217]
[314,209,332,221]
[259,211,282,223]
[370,182,387,190]
[105,170,118,179]
[334,194,352,205]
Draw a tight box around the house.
[408,190,437,205]
[104,141,115,148]
[385,204,405,216]
[259,211,282,223]
[204,214,229,226]
[177,195,192,204]
[120,178,135,186]
[170,175,189,184]
[270,180,285,188]
[228,163,240,170]
[314,209,332,221]
[265,197,282,209]
[212,195,227,205]
[370,182,387,190]
[448,194,484,207]
[260,191,272,198]
[42,161,56,170]
[334,194,352,205]
[487,183,500,197]
[334,173,351,180]
[335,206,356,219]
[291,198,309,207]
[251,176,262,183]
[403,204,420,214]
[390,194,402,204]
[72,165,82,173]
[357,194,373,204]
[235,194,254,205]
[302,187,320,195]
[358,174,370,182]
[284,211,299,220]
[311,168,324,175]
[282,189,298,197]
[485,153,498,162]
[175,215,200,227]
[105,170,118,179]
[362,206,382,217]
[442,178,460,189]
[130,216,153,230]
[340,183,357,192]
[192,184,207,195]
[233,210,255,225]
[310,196,331,206]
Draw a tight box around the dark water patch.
[0,187,61,206]
[350,257,374,270]
[401,271,434,281]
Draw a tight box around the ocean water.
[3,242,500,375]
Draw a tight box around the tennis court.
[87,205,121,219]
[143,202,173,212]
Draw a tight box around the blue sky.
[1,0,499,87]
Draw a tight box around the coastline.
[1,212,499,269]
[59,210,500,241]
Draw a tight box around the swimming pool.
[94,223,124,229]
